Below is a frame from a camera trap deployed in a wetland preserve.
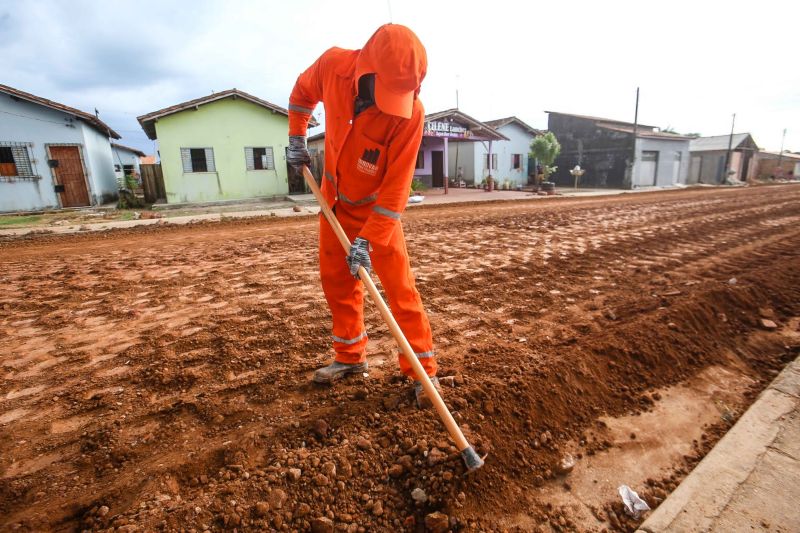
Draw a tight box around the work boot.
[414,376,442,409]
[312,360,368,384]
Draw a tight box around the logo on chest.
[356,148,380,176]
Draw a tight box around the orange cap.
[355,24,427,119]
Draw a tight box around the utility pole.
[777,128,787,177]
[723,113,736,183]
[630,87,639,188]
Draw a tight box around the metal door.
[639,151,658,186]
[689,156,701,184]
[50,146,90,207]
[672,151,682,184]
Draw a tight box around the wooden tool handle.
[301,166,471,453]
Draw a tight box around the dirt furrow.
[0,185,799,532]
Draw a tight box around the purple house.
[415,109,508,190]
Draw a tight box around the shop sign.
[424,120,471,138]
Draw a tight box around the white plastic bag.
[618,485,651,519]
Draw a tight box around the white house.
[0,84,121,212]
[442,115,540,188]
[480,117,542,187]
[111,143,146,186]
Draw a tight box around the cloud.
[1,0,798,154]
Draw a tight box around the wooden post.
[443,137,449,194]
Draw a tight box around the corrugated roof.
[484,116,543,136]
[757,150,800,161]
[0,83,121,139]
[137,89,318,140]
[546,110,657,130]
[600,123,693,141]
[425,109,509,141]
[689,133,756,152]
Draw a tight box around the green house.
[138,89,317,204]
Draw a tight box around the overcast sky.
[2,0,797,154]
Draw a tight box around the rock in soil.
[311,516,334,533]
[425,511,450,533]
[555,453,576,475]
[311,419,329,439]
[760,318,778,330]
[254,502,269,517]
[411,487,428,503]
[268,489,287,510]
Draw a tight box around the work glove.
[346,237,372,278]
[286,135,311,170]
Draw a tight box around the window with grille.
[512,154,522,170]
[0,142,37,180]
[484,153,497,170]
[245,147,275,170]
[180,147,216,173]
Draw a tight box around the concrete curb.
[636,357,800,532]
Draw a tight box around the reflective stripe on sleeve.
[288,103,314,114]
[332,331,367,345]
[340,192,378,206]
[325,171,335,184]
[372,205,401,220]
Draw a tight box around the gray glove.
[346,237,372,278]
[287,135,311,170]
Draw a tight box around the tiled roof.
[111,142,146,157]
[137,89,318,140]
[484,116,543,136]
[0,83,121,139]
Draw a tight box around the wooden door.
[50,146,90,207]
[432,151,444,187]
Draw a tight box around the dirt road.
[1,185,799,532]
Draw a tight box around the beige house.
[688,133,759,184]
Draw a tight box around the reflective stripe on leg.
[400,349,435,359]
[333,331,367,345]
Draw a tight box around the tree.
[529,132,561,184]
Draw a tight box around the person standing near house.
[285,24,441,408]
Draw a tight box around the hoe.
[302,165,485,472]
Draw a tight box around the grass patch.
[0,215,44,227]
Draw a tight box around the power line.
[0,108,76,127]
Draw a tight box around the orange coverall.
[288,44,436,378]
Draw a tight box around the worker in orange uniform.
[286,24,441,408]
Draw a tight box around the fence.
[140,164,166,203]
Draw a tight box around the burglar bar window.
[0,142,37,180]
[484,153,497,170]
[245,147,275,170]
[512,154,522,170]
[180,147,216,173]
